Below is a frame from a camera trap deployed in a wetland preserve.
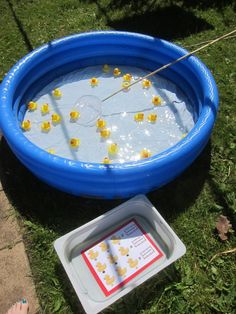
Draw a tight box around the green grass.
[0,0,236,313]
[0,0,28,80]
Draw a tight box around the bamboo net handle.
[102,28,236,102]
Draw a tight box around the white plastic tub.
[54,195,186,313]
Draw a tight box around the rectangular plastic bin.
[54,195,186,313]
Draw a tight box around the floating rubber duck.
[107,254,118,264]
[41,103,50,115]
[52,88,62,98]
[152,96,161,106]
[181,133,188,139]
[119,246,129,256]
[70,111,80,121]
[96,262,107,273]
[108,143,118,155]
[100,129,111,138]
[96,119,106,129]
[122,82,130,90]
[70,138,80,148]
[90,77,99,86]
[41,121,51,132]
[123,73,132,82]
[111,235,121,245]
[140,149,151,159]
[47,149,55,154]
[99,242,109,252]
[142,79,152,89]
[147,113,157,123]
[51,113,61,124]
[21,120,31,131]
[128,258,139,269]
[103,157,111,164]
[134,112,144,122]
[104,274,115,286]
[103,64,110,73]
[116,267,127,277]
[113,67,121,76]
[88,249,99,260]
[28,101,37,111]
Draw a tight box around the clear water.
[23,65,195,163]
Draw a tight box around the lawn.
[0,0,236,313]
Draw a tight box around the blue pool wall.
[0,31,218,198]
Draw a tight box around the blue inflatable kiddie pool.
[0,31,218,198]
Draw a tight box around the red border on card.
[81,219,164,296]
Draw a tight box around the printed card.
[82,219,164,296]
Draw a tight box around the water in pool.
[22,65,195,164]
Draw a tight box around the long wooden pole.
[102,28,236,102]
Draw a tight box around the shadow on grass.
[0,137,211,312]
[108,5,213,40]
[0,137,122,235]
[0,136,211,231]
[6,0,33,52]
[147,141,212,221]
[83,1,213,40]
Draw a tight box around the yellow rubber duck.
[107,254,118,264]
[52,88,62,98]
[41,103,50,115]
[103,157,111,164]
[41,121,51,132]
[108,143,118,155]
[122,82,130,90]
[70,138,80,148]
[102,64,110,73]
[142,79,152,89]
[28,101,37,111]
[96,119,106,129]
[96,262,107,273]
[90,77,99,86]
[123,73,132,82]
[140,149,151,159]
[147,113,157,123]
[88,249,99,260]
[51,113,61,124]
[104,274,115,286]
[181,133,188,139]
[113,67,121,76]
[21,120,31,131]
[47,149,55,154]
[100,129,111,138]
[116,267,127,277]
[70,111,80,121]
[128,258,139,269]
[134,112,144,122]
[119,246,129,256]
[99,242,109,252]
[152,96,161,106]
